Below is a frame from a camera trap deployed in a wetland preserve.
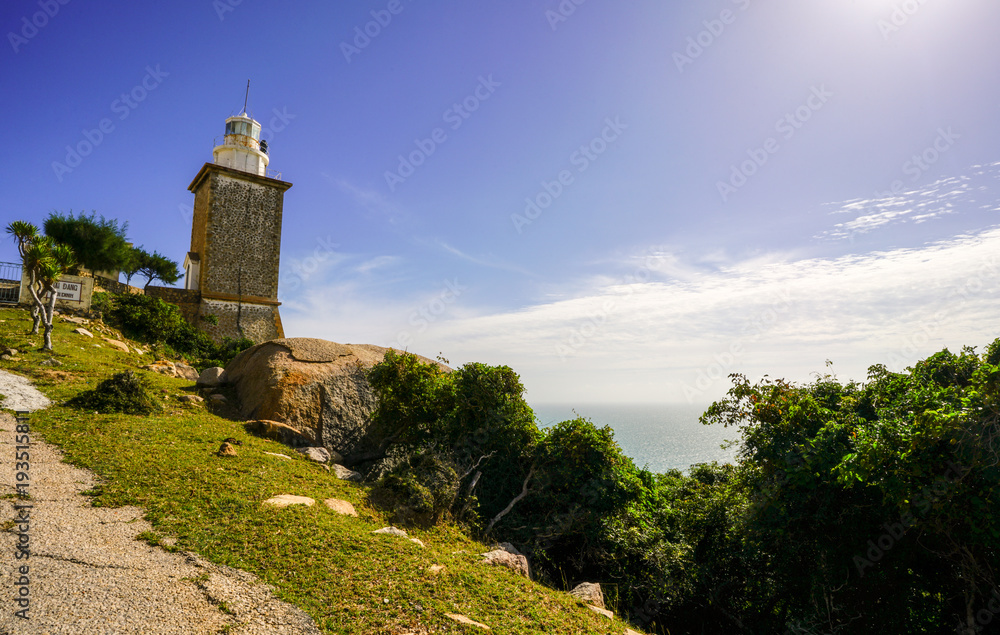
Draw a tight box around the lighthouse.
[180,99,292,344]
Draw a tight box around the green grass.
[0,306,636,635]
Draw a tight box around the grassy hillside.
[0,306,640,635]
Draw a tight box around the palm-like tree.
[5,222,77,350]
[5,221,43,333]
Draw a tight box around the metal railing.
[0,261,23,305]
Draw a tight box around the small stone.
[297,447,331,463]
[3,348,19,356]
[624,629,645,635]
[262,495,315,508]
[0,354,12,361]
[444,614,490,630]
[143,361,177,376]
[174,362,199,381]
[177,395,204,403]
[103,338,130,352]
[332,464,362,482]
[209,394,227,403]
[569,582,605,609]
[587,605,613,619]
[196,367,227,387]
[481,548,530,578]
[322,498,358,517]
[428,564,446,574]
[263,452,292,460]
[410,538,425,548]
[74,327,94,338]
[40,358,62,367]
[217,442,237,457]
[372,526,408,538]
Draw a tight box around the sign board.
[55,280,82,302]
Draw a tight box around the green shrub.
[107,292,187,344]
[67,371,161,415]
[372,452,461,525]
[102,292,253,370]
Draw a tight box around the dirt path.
[0,383,322,634]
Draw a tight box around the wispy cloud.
[434,240,536,276]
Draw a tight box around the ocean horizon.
[530,402,741,474]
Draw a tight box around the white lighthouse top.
[212,111,269,177]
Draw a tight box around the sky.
[3,0,1000,405]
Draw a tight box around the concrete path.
[0,407,322,634]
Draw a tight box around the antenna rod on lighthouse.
[242,79,250,114]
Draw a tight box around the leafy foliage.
[43,211,130,274]
[103,292,252,370]
[367,344,1000,635]
[134,247,181,289]
[67,371,161,415]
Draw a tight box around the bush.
[372,451,461,525]
[67,371,160,415]
[102,292,253,370]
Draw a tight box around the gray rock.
[372,526,408,538]
[297,447,331,463]
[209,393,228,403]
[332,464,363,482]
[40,358,62,367]
[73,327,94,338]
[224,338,449,459]
[569,582,605,609]
[498,542,523,556]
[481,548,530,578]
[197,366,227,388]
[177,395,204,404]
[174,362,199,381]
[2,348,18,356]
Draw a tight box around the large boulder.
[225,338,446,459]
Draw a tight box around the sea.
[530,403,741,474]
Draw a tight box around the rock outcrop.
[481,545,530,579]
[225,338,447,461]
[569,582,605,609]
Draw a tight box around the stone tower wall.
[199,172,284,299]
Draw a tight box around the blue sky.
[3,0,1000,404]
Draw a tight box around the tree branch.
[485,463,536,536]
